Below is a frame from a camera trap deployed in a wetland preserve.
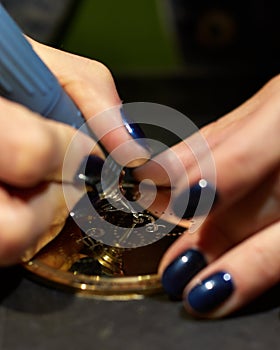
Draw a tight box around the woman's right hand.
[0,39,149,266]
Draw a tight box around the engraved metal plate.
[23,183,187,299]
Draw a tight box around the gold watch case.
[23,183,187,300]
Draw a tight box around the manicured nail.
[74,154,104,187]
[173,179,217,219]
[121,108,151,152]
[187,271,234,314]
[162,249,207,299]
[121,108,145,138]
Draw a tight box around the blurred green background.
[61,0,183,75]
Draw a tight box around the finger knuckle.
[83,59,119,93]
[88,60,113,80]
[0,208,33,265]
[261,74,280,101]
[12,123,54,185]
[267,74,280,88]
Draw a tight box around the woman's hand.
[135,75,280,318]
[0,39,148,266]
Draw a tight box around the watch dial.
[23,183,188,299]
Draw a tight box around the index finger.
[31,40,150,167]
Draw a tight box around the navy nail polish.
[74,155,104,187]
[121,109,151,152]
[121,109,146,139]
[173,179,217,219]
[162,249,207,299]
[187,271,234,314]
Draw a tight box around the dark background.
[0,1,279,349]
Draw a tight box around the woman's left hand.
[134,75,280,318]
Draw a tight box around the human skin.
[135,75,280,318]
[0,39,149,265]
[0,39,279,319]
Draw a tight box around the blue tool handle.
[0,4,90,135]
[0,5,124,194]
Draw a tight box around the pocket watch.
[23,181,188,299]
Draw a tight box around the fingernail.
[187,271,234,314]
[173,179,217,219]
[162,249,207,299]
[121,108,145,139]
[74,154,104,187]
[121,109,151,151]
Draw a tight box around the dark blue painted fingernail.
[121,108,145,139]
[74,155,104,187]
[187,271,234,314]
[121,109,151,151]
[173,179,217,219]
[162,249,207,299]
